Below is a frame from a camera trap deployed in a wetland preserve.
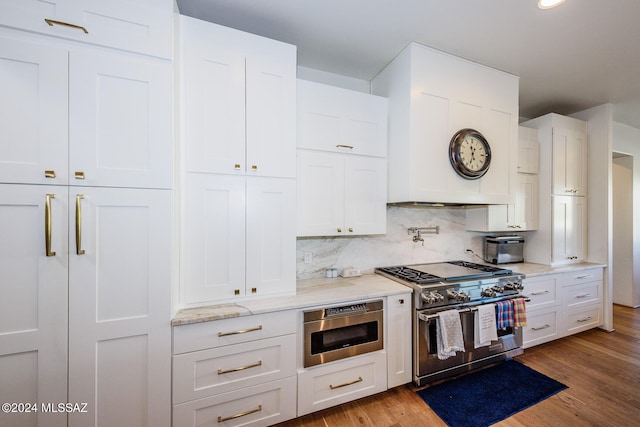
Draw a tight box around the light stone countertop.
[172,274,411,326]
[171,262,607,326]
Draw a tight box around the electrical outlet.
[303,252,313,264]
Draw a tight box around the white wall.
[612,122,640,307]
[297,66,370,93]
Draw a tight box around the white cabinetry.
[372,42,519,205]
[173,311,297,426]
[0,0,173,58]
[386,292,412,388]
[296,80,388,237]
[0,3,173,425]
[180,15,296,178]
[179,16,297,307]
[522,114,587,265]
[523,267,603,349]
[466,126,538,232]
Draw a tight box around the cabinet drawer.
[173,334,296,404]
[173,376,296,427]
[562,268,603,286]
[523,274,560,311]
[522,310,560,349]
[173,311,297,354]
[297,351,387,416]
[564,304,602,336]
[562,281,602,309]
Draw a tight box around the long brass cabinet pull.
[44,19,88,34]
[531,324,551,331]
[530,290,550,296]
[329,376,363,390]
[336,144,354,149]
[217,325,262,337]
[45,194,56,257]
[577,316,593,323]
[217,360,262,375]
[217,405,262,423]
[75,194,86,255]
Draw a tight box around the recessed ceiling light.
[538,0,566,9]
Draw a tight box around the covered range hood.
[371,43,519,206]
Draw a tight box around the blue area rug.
[417,359,567,427]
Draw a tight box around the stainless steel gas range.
[375,260,526,386]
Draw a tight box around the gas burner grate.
[375,266,442,284]
[446,260,512,275]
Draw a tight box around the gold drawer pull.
[577,316,593,323]
[251,165,258,171]
[576,293,592,299]
[576,275,593,280]
[44,18,88,34]
[336,144,354,149]
[329,376,363,390]
[217,360,262,375]
[217,405,262,423]
[530,290,550,296]
[44,170,56,179]
[531,324,551,331]
[218,325,262,337]
[75,194,86,255]
[234,163,241,170]
[75,171,85,180]
[45,194,56,257]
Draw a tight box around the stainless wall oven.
[303,300,383,368]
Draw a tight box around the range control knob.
[481,288,497,298]
[447,290,471,302]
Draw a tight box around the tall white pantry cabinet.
[0,1,174,427]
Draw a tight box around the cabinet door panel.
[0,38,68,185]
[0,184,67,427]
[69,51,172,189]
[0,0,172,58]
[552,128,587,195]
[183,175,246,303]
[296,151,345,236]
[246,177,296,296]
[181,17,246,175]
[552,195,586,264]
[344,156,387,235]
[246,44,296,178]
[68,187,171,427]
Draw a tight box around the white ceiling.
[176,0,640,129]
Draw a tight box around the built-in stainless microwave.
[303,300,383,367]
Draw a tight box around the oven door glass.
[311,321,378,354]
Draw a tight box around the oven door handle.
[418,297,531,322]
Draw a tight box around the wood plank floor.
[277,304,640,427]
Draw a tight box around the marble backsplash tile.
[296,206,493,279]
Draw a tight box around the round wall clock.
[448,128,492,180]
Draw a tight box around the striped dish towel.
[495,300,514,330]
[513,298,527,327]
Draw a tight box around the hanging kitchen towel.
[474,303,498,348]
[513,298,528,327]
[437,309,465,360]
[495,300,514,330]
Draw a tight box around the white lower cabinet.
[172,311,297,427]
[522,267,603,349]
[297,351,387,417]
[386,292,412,388]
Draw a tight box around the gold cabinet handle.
[75,194,86,255]
[330,376,363,390]
[44,170,56,179]
[217,405,262,423]
[234,163,241,170]
[348,227,354,232]
[336,144,354,149]
[531,324,551,331]
[217,360,262,375]
[576,293,592,299]
[251,165,258,171]
[530,290,550,296]
[577,316,593,323]
[45,194,56,257]
[337,227,342,233]
[75,171,85,180]
[44,18,88,34]
[218,325,262,337]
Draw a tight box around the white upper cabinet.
[0,0,173,58]
[297,79,388,157]
[180,15,296,178]
[372,43,519,205]
[297,151,387,237]
[552,127,587,196]
[518,126,539,174]
[0,38,68,185]
[0,37,173,189]
[69,50,173,189]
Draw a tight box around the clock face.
[449,129,491,179]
